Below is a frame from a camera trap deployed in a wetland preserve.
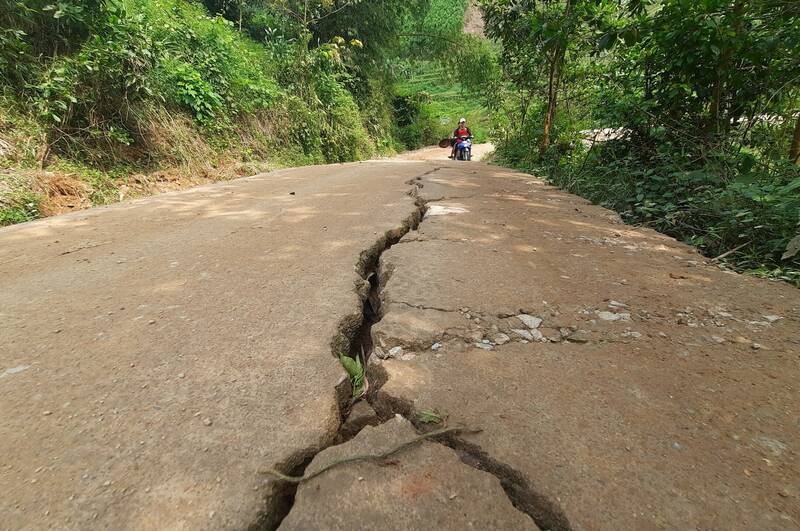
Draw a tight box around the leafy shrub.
[316,74,372,162]
[33,3,156,156]
[0,0,420,224]
[393,91,443,149]
[0,24,30,84]
[488,0,800,285]
[283,93,322,157]
[155,59,222,123]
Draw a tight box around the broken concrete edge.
[251,170,435,530]
[247,416,335,531]
[367,385,573,531]
[330,181,430,369]
[250,165,567,530]
[372,304,586,355]
[279,414,541,530]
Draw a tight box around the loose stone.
[517,314,543,329]
[511,329,534,341]
[597,311,631,322]
[493,333,510,345]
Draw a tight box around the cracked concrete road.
[0,161,432,530]
[368,161,800,529]
[2,150,799,530]
[282,416,539,530]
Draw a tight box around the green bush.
[497,132,800,285]
[414,0,469,54]
[0,188,41,226]
[155,58,223,123]
[393,91,443,149]
[0,0,442,225]
[316,74,372,162]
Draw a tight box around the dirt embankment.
[464,1,486,37]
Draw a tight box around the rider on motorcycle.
[450,118,472,159]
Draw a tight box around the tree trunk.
[540,54,561,153]
[790,114,800,165]
[709,74,722,134]
[708,1,745,138]
[539,0,572,154]
[519,89,531,131]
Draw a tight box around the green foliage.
[393,0,501,150]
[486,0,800,284]
[129,0,281,121]
[316,75,373,161]
[314,0,423,67]
[392,91,440,149]
[339,354,366,399]
[394,61,491,149]
[422,0,469,39]
[33,2,155,152]
[1,0,404,174]
[442,34,502,108]
[418,0,468,47]
[0,1,32,85]
[0,188,41,226]
[156,59,223,123]
[417,409,445,424]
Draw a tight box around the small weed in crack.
[339,354,367,399]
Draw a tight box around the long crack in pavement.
[0,161,447,530]
[1,156,798,530]
[275,169,552,530]
[367,163,800,530]
[257,171,433,530]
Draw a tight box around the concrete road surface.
[0,161,430,529]
[1,152,799,530]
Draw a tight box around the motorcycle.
[455,136,472,161]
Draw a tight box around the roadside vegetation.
[474,0,800,285]
[0,0,447,223]
[3,1,797,286]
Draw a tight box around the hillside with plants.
[475,0,800,285]
[1,0,453,223]
[392,0,498,149]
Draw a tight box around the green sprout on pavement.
[417,409,445,425]
[339,354,366,399]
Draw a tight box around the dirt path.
[464,1,486,37]
[1,155,798,529]
[394,143,495,162]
